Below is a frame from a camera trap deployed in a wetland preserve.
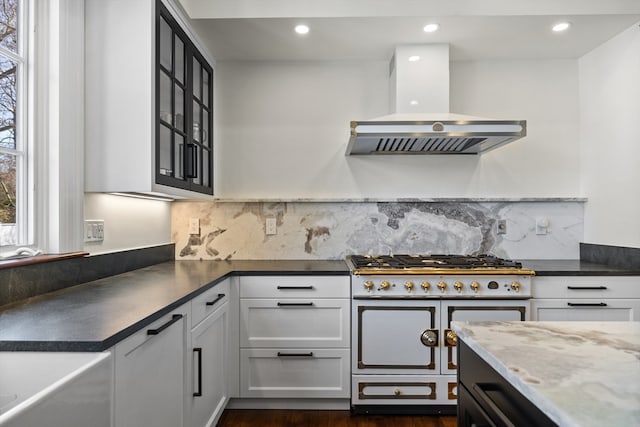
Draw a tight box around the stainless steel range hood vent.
[346,45,527,155]
[348,113,526,155]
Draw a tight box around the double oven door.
[351,297,529,408]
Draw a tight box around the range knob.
[404,281,415,292]
[453,281,464,293]
[421,281,431,292]
[470,281,480,293]
[363,280,374,291]
[437,281,447,292]
[511,281,521,292]
[380,280,391,291]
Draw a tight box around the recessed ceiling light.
[294,24,310,35]
[408,55,420,62]
[410,100,419,106]
[423,23,439,33]
[552,22,571,32]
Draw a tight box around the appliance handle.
[567,286,607,290]
[277,302,314,307]
[205,293,226,306]
[277,285,315,290]
[472,383,517,427]
[147,314,182,335]
[193,347,203,397]
[567,302,607,307]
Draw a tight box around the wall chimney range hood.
[346,45,526,155]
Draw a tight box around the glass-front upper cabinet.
[156,1,213,195]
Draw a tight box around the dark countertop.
[0,260,348,352]
[520,259,640,276]
[0,258,637,352]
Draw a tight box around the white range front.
[350,273,532,413]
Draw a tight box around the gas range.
[348,254,535,413]
[347,254,535,299]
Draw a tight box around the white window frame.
[0,0,85,254]
[0,0,30,249]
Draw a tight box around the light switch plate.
[265,217,277,235]
[84,220,104,242]
[188,218,200,235]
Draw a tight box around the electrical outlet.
[265,217,277,235]
[84,220,104,242]
[536,217,549,235]
[188,218,200,235]
[497,220,507,235]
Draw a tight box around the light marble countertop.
[451,321,640,427]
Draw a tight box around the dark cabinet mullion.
[156,0,213,195]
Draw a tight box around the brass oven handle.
[445,329,458,347]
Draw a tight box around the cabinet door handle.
[567,286,607,290]
[193,347,203,397]
[472,383,517,427]
[185,144,197,178]
[277,302,314,307]
[567,302,607,307]
[277,285,315,290]
[205,293,226,306]
[277,352,314,357]
[147,314,183,335]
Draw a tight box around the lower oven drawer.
[240,348,350,398]
[351,375,456,405]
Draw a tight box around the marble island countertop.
[452,321,640,427]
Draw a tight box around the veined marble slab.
[171,201,584,260]
[452,321,640,427]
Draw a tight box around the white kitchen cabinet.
[238,275,350,399]
[113,307,188,427]
[240,348,350,398]
[531,276,640,321]
[240,298,350,348]
[187,281,230,427]
[85,0,213,198]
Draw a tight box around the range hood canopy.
[346,45,526,155]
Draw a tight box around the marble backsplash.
[171,201,584,260]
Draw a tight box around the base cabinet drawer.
[240,348,350,398]
[240,299,350,347]
[531,299,640,321]
[239,276,350,298]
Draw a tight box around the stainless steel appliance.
[346,254,535,414]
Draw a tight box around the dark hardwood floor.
[217,409,457,427]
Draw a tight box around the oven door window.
[355,300,441,374]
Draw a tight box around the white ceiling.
[179,0,640,61]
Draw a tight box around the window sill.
[0,252,89,270]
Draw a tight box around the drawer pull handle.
[147,314,183,335]
[277,302,314,307]
[277,352,314,357]
[277,286,315,290]
[567,286,607,290]
[205,293,226,306]
[567,302,607,307]
[193,348,203,397]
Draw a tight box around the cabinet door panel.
[189,302,228,427]
[114,311,186,427]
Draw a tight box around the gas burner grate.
[348,254,522,270]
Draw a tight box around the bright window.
[0,0,26,247]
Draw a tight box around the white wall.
[214,58,580,199]
[579,23,640,248]
[83,193,172,254]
